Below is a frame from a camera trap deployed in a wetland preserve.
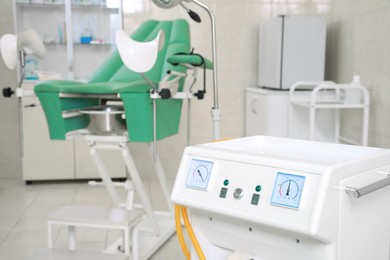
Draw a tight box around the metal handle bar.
[345,175,390,198]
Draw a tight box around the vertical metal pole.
[362,105,369,146]
[65,0,74,79]
[187,98,191,146]
[124,228,130,255]
[335,108,340,143]
[18,50,26,159]
[119,0,124,30]
[132,228,139,260]
[153,98,157,162]
[192,0,221,140]
[309,107,316,141]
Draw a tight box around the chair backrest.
[88,19,190,88]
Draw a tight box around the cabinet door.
[70,2,120,79]
[14,0,119,80]
[15,2,69,78]
[245,91,267,137]
[22,83,75,181]
[245,90,289,137]
[258,17,283,88]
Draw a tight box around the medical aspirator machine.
[172,135,390,260]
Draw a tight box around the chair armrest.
[167,54,213,69]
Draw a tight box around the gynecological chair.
[33,19,213,259]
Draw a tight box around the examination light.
[1,29,45,70]
[0,34,17,70]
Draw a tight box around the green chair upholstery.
[35,19,191,142]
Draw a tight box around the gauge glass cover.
[271,172,305,209]
[186,159,214,190]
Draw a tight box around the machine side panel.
[338,166,390,260]
[191,211,336,260]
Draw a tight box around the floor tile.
[0,177,185,259]
[2,227,49,246]
[0,244,47,260]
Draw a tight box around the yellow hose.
[181,206,206,260]
[175,204,191,259]
[175,139,230,258]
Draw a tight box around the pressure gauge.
[186,159,214,190]
[271,172,305,209]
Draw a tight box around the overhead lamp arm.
[191,0,219,110]
[180,3,201,23]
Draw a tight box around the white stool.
[47,205,144,257]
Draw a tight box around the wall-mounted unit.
[258,15,326,90]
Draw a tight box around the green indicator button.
[223,179,229,186]
[255,185,262,192]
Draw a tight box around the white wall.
[326,0,390,148]
[0,0,21,178]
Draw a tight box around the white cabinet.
[14,0,120,80]
[22,83,126,182]
[245,87,336,142]
[22,85,75,181]
[258,16,326,90]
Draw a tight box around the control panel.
[184,158,308,209]
[173,154,320,231]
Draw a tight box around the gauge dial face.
[186,159,214,190]
[271,172,305,209]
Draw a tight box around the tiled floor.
[0,177,184,260]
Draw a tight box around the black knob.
[159,88,171,99]
[2,87,14,98]
[194,90,205,100]
[188,10,201,23]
